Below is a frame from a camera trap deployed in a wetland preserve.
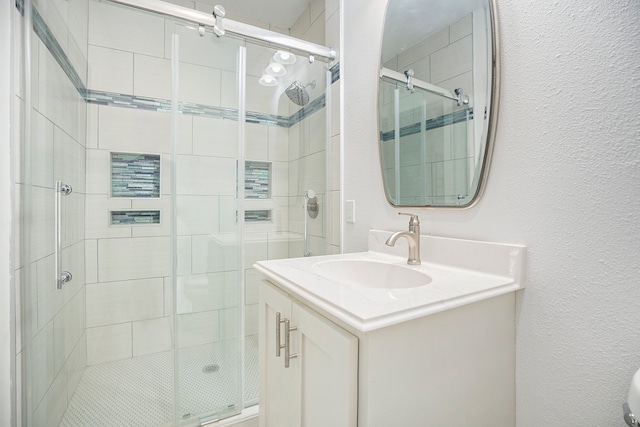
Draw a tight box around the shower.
[15,0,337,425]
[285,80,317,106]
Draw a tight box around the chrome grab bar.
[54,181,73,290]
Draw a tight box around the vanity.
[255,230,525,427]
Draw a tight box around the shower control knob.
[305,189,315,199]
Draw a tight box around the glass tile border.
[380,108,474,142]
[30,5,87,95]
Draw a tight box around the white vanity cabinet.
[259,281,358,427]
[260,279,516,427]
[256,231,526,426]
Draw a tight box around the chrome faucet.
[385,213,421,265]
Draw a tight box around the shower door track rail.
[104,0,336,61]
[380,67,466,104]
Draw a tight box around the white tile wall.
[85,195,132,239]
[245,123,269,161]
[86,323,132,365]
[89,0,165,57]
[88,45,134,94]
[31,321,55,408]
[31,110,54,188]
[177,311,219,348]
[179,62,221,106]
[193,116,238,158]
[431,35,473,84]
[132,317,172,357]
[450,14,473,42]
[66,333,86,401]
[86,278,164,327]
[303,12,326,46]
[32,363,67,427]
[176,195,220,236]
[53,288,85,374]
[166,23,239,72]
[38,40,82,141]
[268,126,289,162]
[97,236,171,282]
[176,155,236,196]
[36,254,64,332]
[98,106,171,153]
[131,197,171,238]
[177,271,238,313]
[191,235,239,274]
[54,125,86,194]
[133,54,171,99]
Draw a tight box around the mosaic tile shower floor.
[59,336,259,427]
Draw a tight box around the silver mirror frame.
[377,0,501,209]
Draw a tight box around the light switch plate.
[346,200,355,223]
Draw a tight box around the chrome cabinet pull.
[275,312,286,357]
[55,181,73,290]
[284,318,298,368]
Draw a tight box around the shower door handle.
[55,181,73,290]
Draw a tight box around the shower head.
[285,80,316,106]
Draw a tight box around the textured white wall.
[0,0,13,424]
[342,0,640,425]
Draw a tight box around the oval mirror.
[378,0,499,207]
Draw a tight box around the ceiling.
[195,0,313,29]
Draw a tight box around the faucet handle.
[398,212,420,226]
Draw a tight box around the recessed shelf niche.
[245,210,272,222]
[245,161,271,199]
[111,210,161,226]
[111,152,161,198]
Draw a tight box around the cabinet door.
[291,302,358,427]
[259,282,297,427]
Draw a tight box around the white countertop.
[254,230,526,332]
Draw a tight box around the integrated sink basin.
[254,230,526,331]
[312,259,432,289]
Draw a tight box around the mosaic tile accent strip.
[380,108,474,142]
[245,161,270,200]
[31,6,86,96]
[288,94,326,126]
[245,210,271,222]
[111,153,161,198]
[330,62,340,84]
[111,210,161,226]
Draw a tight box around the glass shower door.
[171,24,244,425]
[22,1,88,426]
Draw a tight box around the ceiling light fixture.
[273,50,296,65]
[259,73,278,87]
[265,61,287,77]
